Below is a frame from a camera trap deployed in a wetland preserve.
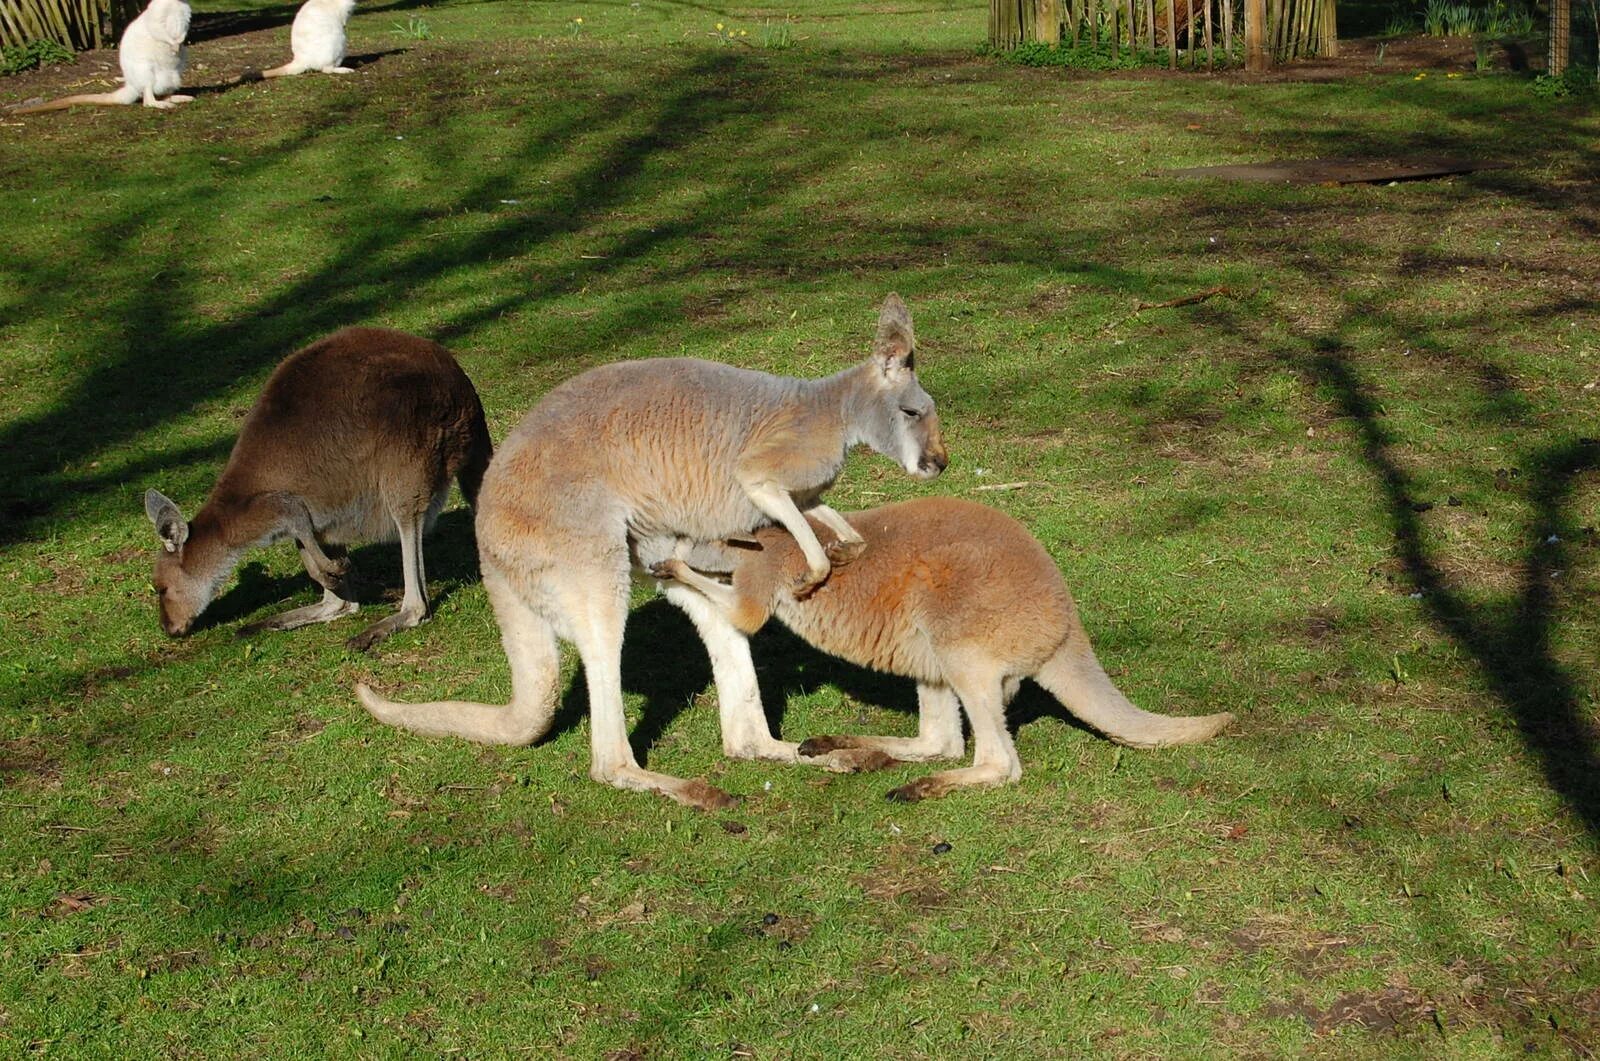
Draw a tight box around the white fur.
[9,0,192,113]
[263,0,357,77]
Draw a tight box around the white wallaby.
[652,497,1235,801]
[261,0,357,78]
[358,294,949,809]
[144,327,492,651]
[8,0,193,114]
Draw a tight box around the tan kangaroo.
[9,0,193,113]
[651,497,1234,801]
[357,294,949,810]
[144,327,492,650]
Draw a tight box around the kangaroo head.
[144,488,211,637]
[855,294,948,481]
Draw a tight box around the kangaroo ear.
[872,293,916,380]
[144,489,189,554]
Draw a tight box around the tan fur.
[144,327,491,650]
[652,497,1234,800]
[357,295,948,810]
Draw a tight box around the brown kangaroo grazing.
[144,327,492,651]
[358,294,949,809]
[651,497,1235,801]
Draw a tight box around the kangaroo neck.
[806,362,878,448]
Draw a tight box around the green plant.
[1481,0,1536,35]
[761,17,796,49]
[1532,65,1598,97]
[1422,0,1480,36]
[392,13,432,40]
[1005,39,1162,71]
[0,38,74,76]
[1381,13,1416,36]
[1472,35,1493,70]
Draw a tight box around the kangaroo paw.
[886,777,938,803]
[791,565,830,600]
[649,559,685,582]
[678,779,741,812]
[825,538,866,566]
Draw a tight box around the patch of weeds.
[1002,40,1165,71]
[1422,0,1480,36]
[1,39,74,76]
[1481,0,1538,36]
[709,21,751,45]
[1381,14,1417,37]
[1532,66,1598,98]
[761,17,798,50]
[392,13,432,40]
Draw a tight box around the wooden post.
[1549,0,1570,76]
[1167,0,1178,67]
[1244,0,1266,69]
[1146,0,1156,51]
[1037,0,1063,44]
[1223,0,1232,58]
[1127,0,1136,54]
[1203,0,1213,67]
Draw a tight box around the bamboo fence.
[990,0,1335,67]
[1,0,140,52]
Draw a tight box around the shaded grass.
[1,0,1599,1055]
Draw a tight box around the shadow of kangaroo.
[143,327,492,651]
[358,294,949,810]
[653,497,1234,801]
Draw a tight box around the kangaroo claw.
[825,538,866,566]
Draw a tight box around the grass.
[2,0,1599,1055]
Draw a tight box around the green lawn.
[1,1,1597,1055]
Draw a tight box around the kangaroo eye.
[900,407,922,420]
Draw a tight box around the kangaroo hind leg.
[887,666,1021,802]
[559,567,740,812]
[798,683,965,773]
[348,502,431,651]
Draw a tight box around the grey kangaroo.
[144,327,492,650]
[358,294,949,809]
[652,497,1235,801]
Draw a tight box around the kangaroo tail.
[9,91,131,114]
[260,62,303,78]
[357,570,558,745]
[456,400,493,510]
[1035,635,1234,748]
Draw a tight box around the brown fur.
[358,295,948,811]
[653,497,1234,799]
[144,327,491,650]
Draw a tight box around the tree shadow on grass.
[1308,342,1600,835]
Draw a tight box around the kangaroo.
[8,0,193,114]
[357,294,948,810]
[144,327,492,651]
[651,497,1235,801]
[261,0,357,78]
